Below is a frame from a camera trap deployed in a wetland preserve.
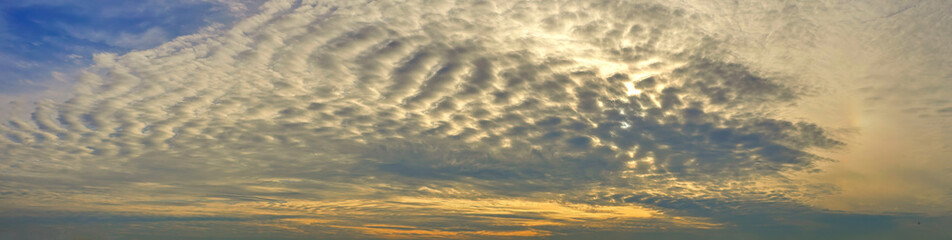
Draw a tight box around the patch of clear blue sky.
[0,0,242,93]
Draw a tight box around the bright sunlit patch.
[571,57,629,77]
[635,58,662,68]
[625,73,657,96]
[625,81,642,95]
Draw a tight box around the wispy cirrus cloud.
[0,0,264,93]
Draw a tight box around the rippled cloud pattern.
[0,0,884,239]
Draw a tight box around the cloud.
[0,0,855,238]
[63,26,171,49]
[0,0,262,94]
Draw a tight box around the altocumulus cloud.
[0,0,845,239]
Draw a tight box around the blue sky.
[1,0,951,239]
[0,0,249,93]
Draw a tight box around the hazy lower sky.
[1,0,950,239]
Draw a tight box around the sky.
[0,0,950,239]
